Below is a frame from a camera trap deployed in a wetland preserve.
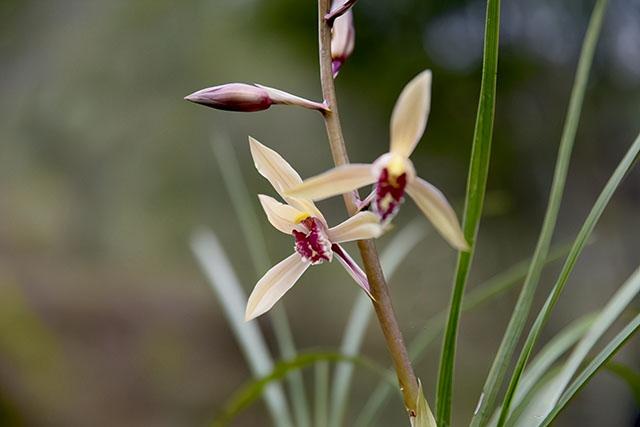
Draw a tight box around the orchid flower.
[287,70,469,251]
[244,137,384,321]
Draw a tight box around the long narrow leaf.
[435,0,501,423]
[471,0,610,423]
[354,243,573,427]
[315,362,330,427]
[329,220,427,427]
[212,136,311,427]
[502,314,596,426]
[541,314,640,426]
[496,129,640,426]
[191,230,293,427]
[212,352,395,427]
[529,267,640,424]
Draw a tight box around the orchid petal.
[328,211,384,243]
[258,194,308,235]
[331,243,373,299]
[248,136,325,222]
[406,177,469,251]
[287,164,377,201]
[249,136,303,196]
[390,70,432,159]
[245,253,310,321]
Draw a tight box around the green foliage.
[435,0,501,424]
[211,352,394,427]
[471,0,612,424]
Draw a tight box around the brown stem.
[317,0,419,414]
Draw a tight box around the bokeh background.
[1,0,639,425]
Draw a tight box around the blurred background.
[1,0,639,425]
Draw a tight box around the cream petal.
[245,253,310,321]
[406,177,469,251]
[258,194,308,235]
[389,70,432,159]
[328,211,384,243]
[249,136,303,196]
[287,164,377,201]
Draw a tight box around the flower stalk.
[317,0,420,415]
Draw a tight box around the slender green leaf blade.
[315,361,329,427]
[532,267,640,424]
[191,229,293,427]
[471,1,610,423]
[212,136,311,427]
[354,244,572,427]
[504,314,595,426]
[436,0,501,424]
[541,314,640,426]
[496,129,640,427]
[211,352,395,427]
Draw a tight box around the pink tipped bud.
[185,83,329,113]
[184,83,272,112]
[330,8,355,78]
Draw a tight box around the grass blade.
[212,136,311,427]
[531,266,640,424]
[470,0,610,423]
[503,314,595,426]
[328,220,427,427]
[541,313,640,426]
[191,230,293,427]
[212,352,395,427]
[435,0,501,423]
[315,361,330,427]
[354,243,572,427]
[496,129,640,426]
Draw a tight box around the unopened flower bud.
[185,83,328,113]
[331,8,355,77]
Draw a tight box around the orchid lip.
[293,217,333,264]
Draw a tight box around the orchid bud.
[185,83,329,113]
[331,8,355,77]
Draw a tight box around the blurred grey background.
[0,0,639,425]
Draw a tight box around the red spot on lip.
[373,168,407,222]
[293,217,332,264]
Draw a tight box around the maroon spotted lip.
[292,217,332,264]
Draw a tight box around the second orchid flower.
[288,70,469,251]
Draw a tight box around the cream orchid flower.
[245,137,384,321]
[287,70,469,251]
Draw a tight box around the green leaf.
[354,242,573,427]
[212,136,311,427]
[471,0,611,424]
[496,128,640,427]
[211,352,395,427]
[496,314,596,426]
[314,361,329,427]
[532,267,640,425]
[435,0,501,424]
[191,230,293,427]
[541,313,640,426]
[329,219,427,427]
